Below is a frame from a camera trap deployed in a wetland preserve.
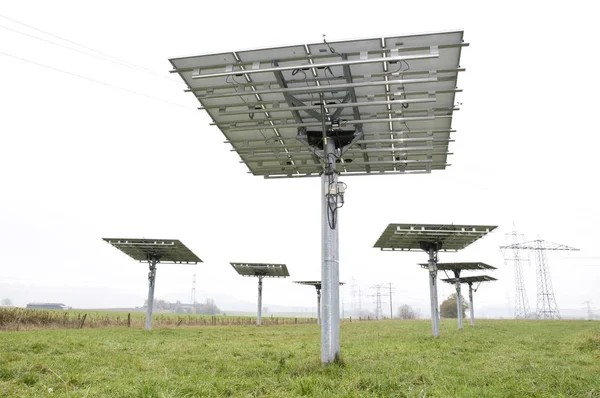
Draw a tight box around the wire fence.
[0,308,385,331]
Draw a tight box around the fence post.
[127,313,131,328]
[79,314,87,329]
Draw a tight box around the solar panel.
[419,262,497,271]
[374,223,497,252]
[441,275,498,284]
[102,238,202,263]
[169,31,467,178]
[230,262,289,278]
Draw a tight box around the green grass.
[0,320,599,397]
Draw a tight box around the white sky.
[1,1,599,318]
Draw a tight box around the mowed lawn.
[0,320,598,397]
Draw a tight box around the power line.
[0,13,179,83]
[0,51,195,112]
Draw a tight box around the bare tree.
[397,304,418,320]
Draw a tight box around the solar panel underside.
[423,262,498,271]
[441,275,497,284]
[374,224,497,252]
[170,31,467,177]
[230,262,289,277]
[103,238,202,263]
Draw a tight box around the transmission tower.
[500,228,531,318]
[190,273,196,304]
[501,238,579,319]
[369,284,385,319]
[358,286,363,318]
[583,301,594,320]
[349,278,358,316]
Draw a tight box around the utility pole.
[381,283,395,319]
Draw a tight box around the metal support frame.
[145,257,158,331]
[257,275,264,326]
[468,282,475,327]
[453,269,464,330]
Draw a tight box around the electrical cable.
[0,13,180,84]
[0,51,195,111]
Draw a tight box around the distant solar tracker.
[294,281,345,324]
[103,238,201,330]
[375,224,497,252]
[441,275,497,284]
[230,262,289,278]
[374,223,496,337]
[231,262,289,325]
[429,262,496,330]
[441,274,497,326]
[171,30,468,364]
[102,238,202,263]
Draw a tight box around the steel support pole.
[317,288,322,325]
[257,275,263,326]
[145,258,157,331]
[427,248,440,338]
[469,283,475,327]
[321,138,341,364]
[456,281,464,330]
[454,270,463,330]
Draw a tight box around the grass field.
[1,320,599,397]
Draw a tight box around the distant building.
[26,303,71,310]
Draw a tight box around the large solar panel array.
[374,223,497,252]
[169,31,467,177]
[419,262,497,271]
[102,238,202,263]
[441,275,497,284]
[230,262,289,278]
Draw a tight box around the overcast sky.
[1,1,598,318]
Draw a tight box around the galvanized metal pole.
[317,288,321,325]
[427,248,440,338]
[469,283,475,326]
[321,138,341,364]
[456,280,464,330]
[257,275,263,326]
[145,258,157,331]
